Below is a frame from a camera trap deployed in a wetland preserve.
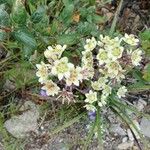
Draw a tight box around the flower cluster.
[36,34,142,111]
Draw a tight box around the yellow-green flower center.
[98,51,107,60]
[109,62,119,70]
[87,94,96,101]
[56,62,68,73]
[84,52,93,61]
[112,48,121,57]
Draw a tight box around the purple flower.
[40,89,48,97]
[88,110,96,120]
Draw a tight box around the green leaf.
[139,29,150,57]
[11,0,27,25]
[59,3,74,25]
[110,98,150,119]
[5,61,35,88]
[140,29,150,41]
[50,19,60,35]
[31,5,47,24]
[0,4,9,41]
[0,31,6,41]
[92,14,105,24]
[57,33,79,45]
[88,0,96,5]
[13,28,37,52]
[83,121,96,150]
[141,40,150,56]
[0,5,9,26]
[62,0,73,6]
[143,63,150,82]
[128,82,150,93]
[77,22,97,36]
[22,45,34,57]
[132,69,145,84]
[50,112,85,136]
[96,107,103,149]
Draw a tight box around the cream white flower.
[131,49,142,66]
[102,84,112,96]
[84,37,97,51]
[106,61,122,76]
[84,104,97,111]
[97,49,109,65]
[91,81,100,91]
[115,71,125,82]
[117,86,127,98]
[91,77,108,91]
[82,51,93,67]
[98,77,108,89]
[85,90,97,104]
[81,50,94,79]
[99,34,111,44]
[97,40,104,47]
[102,39,120,52]
[42,80,60,96]
[66,66,83,86]
[123,33,139,46]
[80,67,94,80]
[36,62,49,83]
[98,94,107,107]
[44,44,67,60]
[51,57,74,80]
[108,46,124,60]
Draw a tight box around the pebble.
[3,80,15,92]
[127,129,134,141]
[122,136,128,143]
[110,124,126,136]
[4,101,39,138]
[136,99,147,111]
[117,141,134,150]
[140,118,150,138]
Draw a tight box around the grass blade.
[49,112,85,136]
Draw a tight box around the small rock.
[110,124,126,136]
[101,8,109,14]
[140,118,150,138]
[133,145,139,150]
[118,141,134,150]
[47,140,69,150]
[136,99,147,111]
[139,99,147,106]
[122,136,128,143]
[3,80,16,92]
[0,142,3,150]
[127,129,134,141]
[4,101,39,138]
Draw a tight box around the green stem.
[109,0,124,35]
[96,107,103,150]
[83,120,96,150]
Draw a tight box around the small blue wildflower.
[88,110,96,120]
[40,89,48,97]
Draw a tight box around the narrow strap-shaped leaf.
[96,107,103,150]
[83,119,96,150]
[49,112,85,136]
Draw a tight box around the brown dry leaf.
[72,12,80,23]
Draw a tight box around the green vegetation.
[0,0,150,149]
